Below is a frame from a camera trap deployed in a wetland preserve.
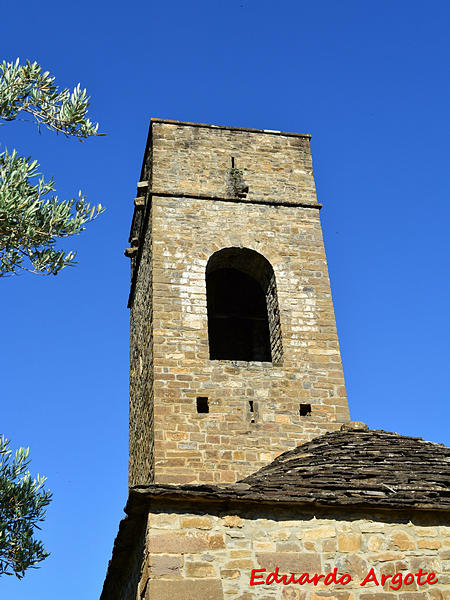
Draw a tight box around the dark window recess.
[206,247,283,363]
[196,397,209,413]
[249,400,255,423]
[299,403,312,417]
[207,268,271,361]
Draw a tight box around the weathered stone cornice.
[149,117,312,139]
[149,189,322,209]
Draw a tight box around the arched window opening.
[207,268,271,361]
[206,248,283,363]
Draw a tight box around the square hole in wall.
[299,403,311,417]
[196,397,209,414]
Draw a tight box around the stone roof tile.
[238,426,450,509]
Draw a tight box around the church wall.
[134,502,449,600]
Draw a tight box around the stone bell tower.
[126,119,350,487]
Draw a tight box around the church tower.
[126,119,350,487]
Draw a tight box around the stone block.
[321,539,337,552]
[180,516,213,530]
[224,559,254,569]
[391,531,415,551]
[334,553,368,579]
[270,529,290,541]
[417,538,441,550]
[253,541,276,551]
[276,542,302,552]
[301,525,335,540]
[256,552,321,573]
[369,551,403,562]
[229,550,252,558]
[220,569,240,579]
[410,556,441,572]
[148,531,225,553]
[415,527,438,537]
[223,515,244,528]
[145,578,224,600]
[149,554,182,576]
[367,535,384,551]
[303,541,317,551]
[185,561,217,577]
[337,533,361,552]
[148,513,180,528]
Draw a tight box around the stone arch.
[206,247,283,363]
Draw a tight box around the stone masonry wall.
[142,120,317,206]
[150,196,348,485]
[134,502,449,600]
[129,121,350,486]
[129,202,155,486]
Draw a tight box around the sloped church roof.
[239,424,450,510]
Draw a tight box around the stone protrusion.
[340,421,369,431]
[134,196,145,208]
[124,247,138,258]
[136,180,149,194]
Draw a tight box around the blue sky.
[1,0,449,597]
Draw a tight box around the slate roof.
[238,425,450,510]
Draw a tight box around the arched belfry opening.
[206,248,283,363]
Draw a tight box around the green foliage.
[0,436,52,578]
[0,149,103,275]
[0,58,104,276]
[0,59,100,138]
[227,167,247,198]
